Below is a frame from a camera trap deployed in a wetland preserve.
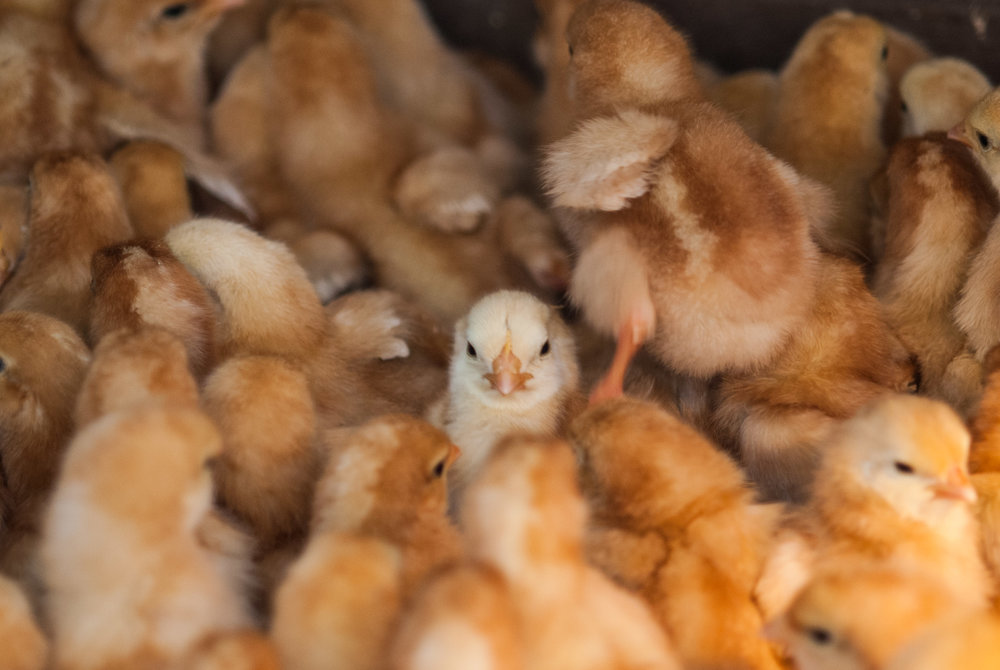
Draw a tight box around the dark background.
[420,0,1000,83]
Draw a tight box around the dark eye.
[900,100,908,113]
[540,339,550,356]
[160,2,190,19]
[881,44,888,61]
[432,459,446,478]
[0,357,6,374]
[568,44,574,57]
[978,131,990,150]
[894,461,914,474]
[466,342,477,358]
[807,627,832,645]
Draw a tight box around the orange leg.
[589,314,649,405]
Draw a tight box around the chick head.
[451,290,578,415]
[950,87,1000,189]
[313,415,460,534]
[824,394,975,520]
[900,58,991,137]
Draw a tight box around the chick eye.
[432,459,446,478]
[466,342,477,358]
[540,339,550,356]
[0,357,7,374]
[568,44,574,57]
[880,44,889,61]
[160,2,190,19]
[978,131,990,150]
[894,461,914,474]
[900,100,908,113]
[807,627,833,645]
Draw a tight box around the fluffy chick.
[569,397,783,670]
[885,611,1000,670]
[547,0,819,401]
[0,152,133,336]
[948,86,1000,194]
[900,58,991,137]
[871,131,997,409]
[41,405,252,670]
[461,434,683,670]
[433,290,581,513]
[755,394,991,622]
[712,254,918,503]
[108,139,193,238]
[75,327,199,427]
[0,574,47,670]
[765,10,889,261]
[271,415,461,670]
[0,312,90,569]
[89,238,218,377]
[766,563,973,670]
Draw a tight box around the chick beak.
[445,444,462,467]
[484,341,533,395]
[947,122,974,149]
[930,466,977,503]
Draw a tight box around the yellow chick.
[460,434,683,670]
[900,58,991,137]
[432,289,581,513]
[765,10,889,262]
[766,563,974,670]
[545,0,820,402]
[884,610,1000,670]
[755,394,991,621]
[89,238,219,378]
[108,139,193,238]
[948,86,1000,193]
[41,405,252,670]
[0,574,47,670]
[569,397,783,670]
[871,131,997,411]
[271,415,461,670]
[0,152,133,336]
[712,254,918,503]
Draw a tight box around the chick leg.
[589,308,652,405]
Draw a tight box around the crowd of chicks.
[3,0,1000,668]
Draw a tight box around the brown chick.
[73,0,245,144]
[900,58,991,138]
[461,434,683,670]
[41,405,252,670]
[432,290,582,514]
[765,10,889,261]
[569,397,783,670]
[765,563,974,670]
[89,238,218,377]
[108,139,193,238]
[755,394,992,622]
[871,131,997,411]
[545,0,820,402]
[0,152,133,336]
[0,182,28,287]
[271,415,462,670]
[884,610,1000,670]
[0,311,90,587]
[712,254,918,503]
[0,573,47,670]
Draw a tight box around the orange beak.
[484,339,533,395]
[947,122,974,149]
[930,465,977,503]
[446,443,462,467]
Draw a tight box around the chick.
[766,563,973,670]
[75,327,199,427]
[73,0,245,144]
[41,405,252,670]
[948,87,1000,194]
[0,312,90,579]
[765,10,889,261]
[461,434,683,670]
[433,290,581,513]
[712,254,918,502]
[0,574,47,670]
[0,152,133,336]
[89,238,218,377]
[569,397,783,670]
[871,131,997,410]
[884,611,1000,670]
[108,139,193,238]
[271,415,461,670]
[755,394,991,621]
[545,0,819,401]
[900,58,991,138]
